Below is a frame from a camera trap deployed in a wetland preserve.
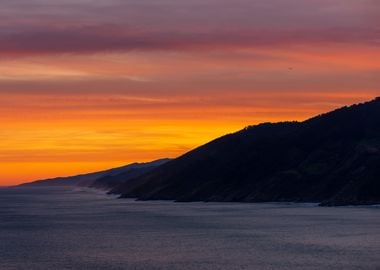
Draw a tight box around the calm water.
[0,187,379,270]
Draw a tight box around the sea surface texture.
[0,187,379,270]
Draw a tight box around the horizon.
[8,97,380,186]
[1,0,379,185]
[0,103,333,185]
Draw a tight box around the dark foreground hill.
[112,98,380,206]
[19,159,171,188]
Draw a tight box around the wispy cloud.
[0,0,378,56]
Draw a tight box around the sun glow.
[0,0,379,185]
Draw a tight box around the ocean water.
[0,187,379,270]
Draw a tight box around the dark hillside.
[112,98,380,206]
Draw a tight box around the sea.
[0,187,379,270]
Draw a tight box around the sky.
[0,0,379,185]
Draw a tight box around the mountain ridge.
[19,158,171,188]
[17,98,380,206]
[111,98,380,206]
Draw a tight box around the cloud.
[0,0,378,56]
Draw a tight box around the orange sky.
[0,0,379,185]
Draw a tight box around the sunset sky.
[1,0,379,185]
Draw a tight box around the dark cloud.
[0,0,378,56]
